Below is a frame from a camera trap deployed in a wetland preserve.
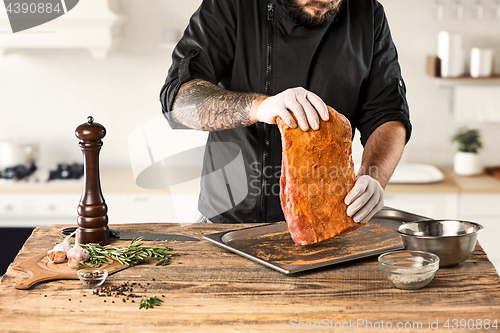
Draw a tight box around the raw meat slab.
[277,106,363,246]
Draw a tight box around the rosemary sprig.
[139,296,163,310]
[78,237,177,269]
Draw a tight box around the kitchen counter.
[0,167,162,193]
[385,167,500,193]
[1,223,500,332]
[2,166,500,194]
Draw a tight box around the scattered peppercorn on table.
[1,222,500,332]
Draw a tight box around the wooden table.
[1,223,500,332]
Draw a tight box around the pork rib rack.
[277,106,363,246]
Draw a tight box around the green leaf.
[451,128,482,153]
[139,296,163,310]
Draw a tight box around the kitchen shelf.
[430,74,500,119]
[433,75,500,87]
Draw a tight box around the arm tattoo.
[171,79,263,131]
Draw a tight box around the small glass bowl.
[77,268,108,288]
[378,251,439,290]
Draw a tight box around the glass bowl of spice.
[77,268,108,288]
[378,251,439,290]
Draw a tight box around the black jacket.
[160,0,411,223]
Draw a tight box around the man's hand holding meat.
[253,87,330,131]
[345,175,384,224]
[345,121,407,224]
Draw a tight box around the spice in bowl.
[378,251,439,290]
[77,268,108,288]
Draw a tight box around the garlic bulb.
[47,230,76,263]
[52,230,75,254]
[67,230,90,263]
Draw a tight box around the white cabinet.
[106,193,180,224]
[458,193,500,218]
[0,191,201,227]
[384,192,459,219]
[0,193,79,218]
[0,193,80,227]
[458,193,500,272]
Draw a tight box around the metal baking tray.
[203,207,428,274]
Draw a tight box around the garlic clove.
[46,250,55,262]
[67,258,80,269]
[47,250,66,264]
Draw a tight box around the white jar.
[438,31,464,78]
[470,48,493,78]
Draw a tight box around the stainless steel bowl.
[397,220,483,267]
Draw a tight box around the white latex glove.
[256,87,329,131]
[344,175,384,224]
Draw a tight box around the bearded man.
[160,0,411,224]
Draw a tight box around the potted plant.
[451,128,483,176]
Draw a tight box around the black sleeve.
[159,0,236,128]
[357,2,412,146]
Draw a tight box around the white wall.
[380,0,500,166]
[0,0,499,170]
[0,0,202,170]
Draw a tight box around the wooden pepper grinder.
[75,116,109,245]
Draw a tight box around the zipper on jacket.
[260,3,275,223]
[265,3,274,94]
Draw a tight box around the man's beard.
[284,0,342,28]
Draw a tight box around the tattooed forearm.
[171,79,265,131]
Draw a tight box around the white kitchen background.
[0,0,500,274]
[0,0,499,168]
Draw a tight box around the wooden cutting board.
[11,250,129,290]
